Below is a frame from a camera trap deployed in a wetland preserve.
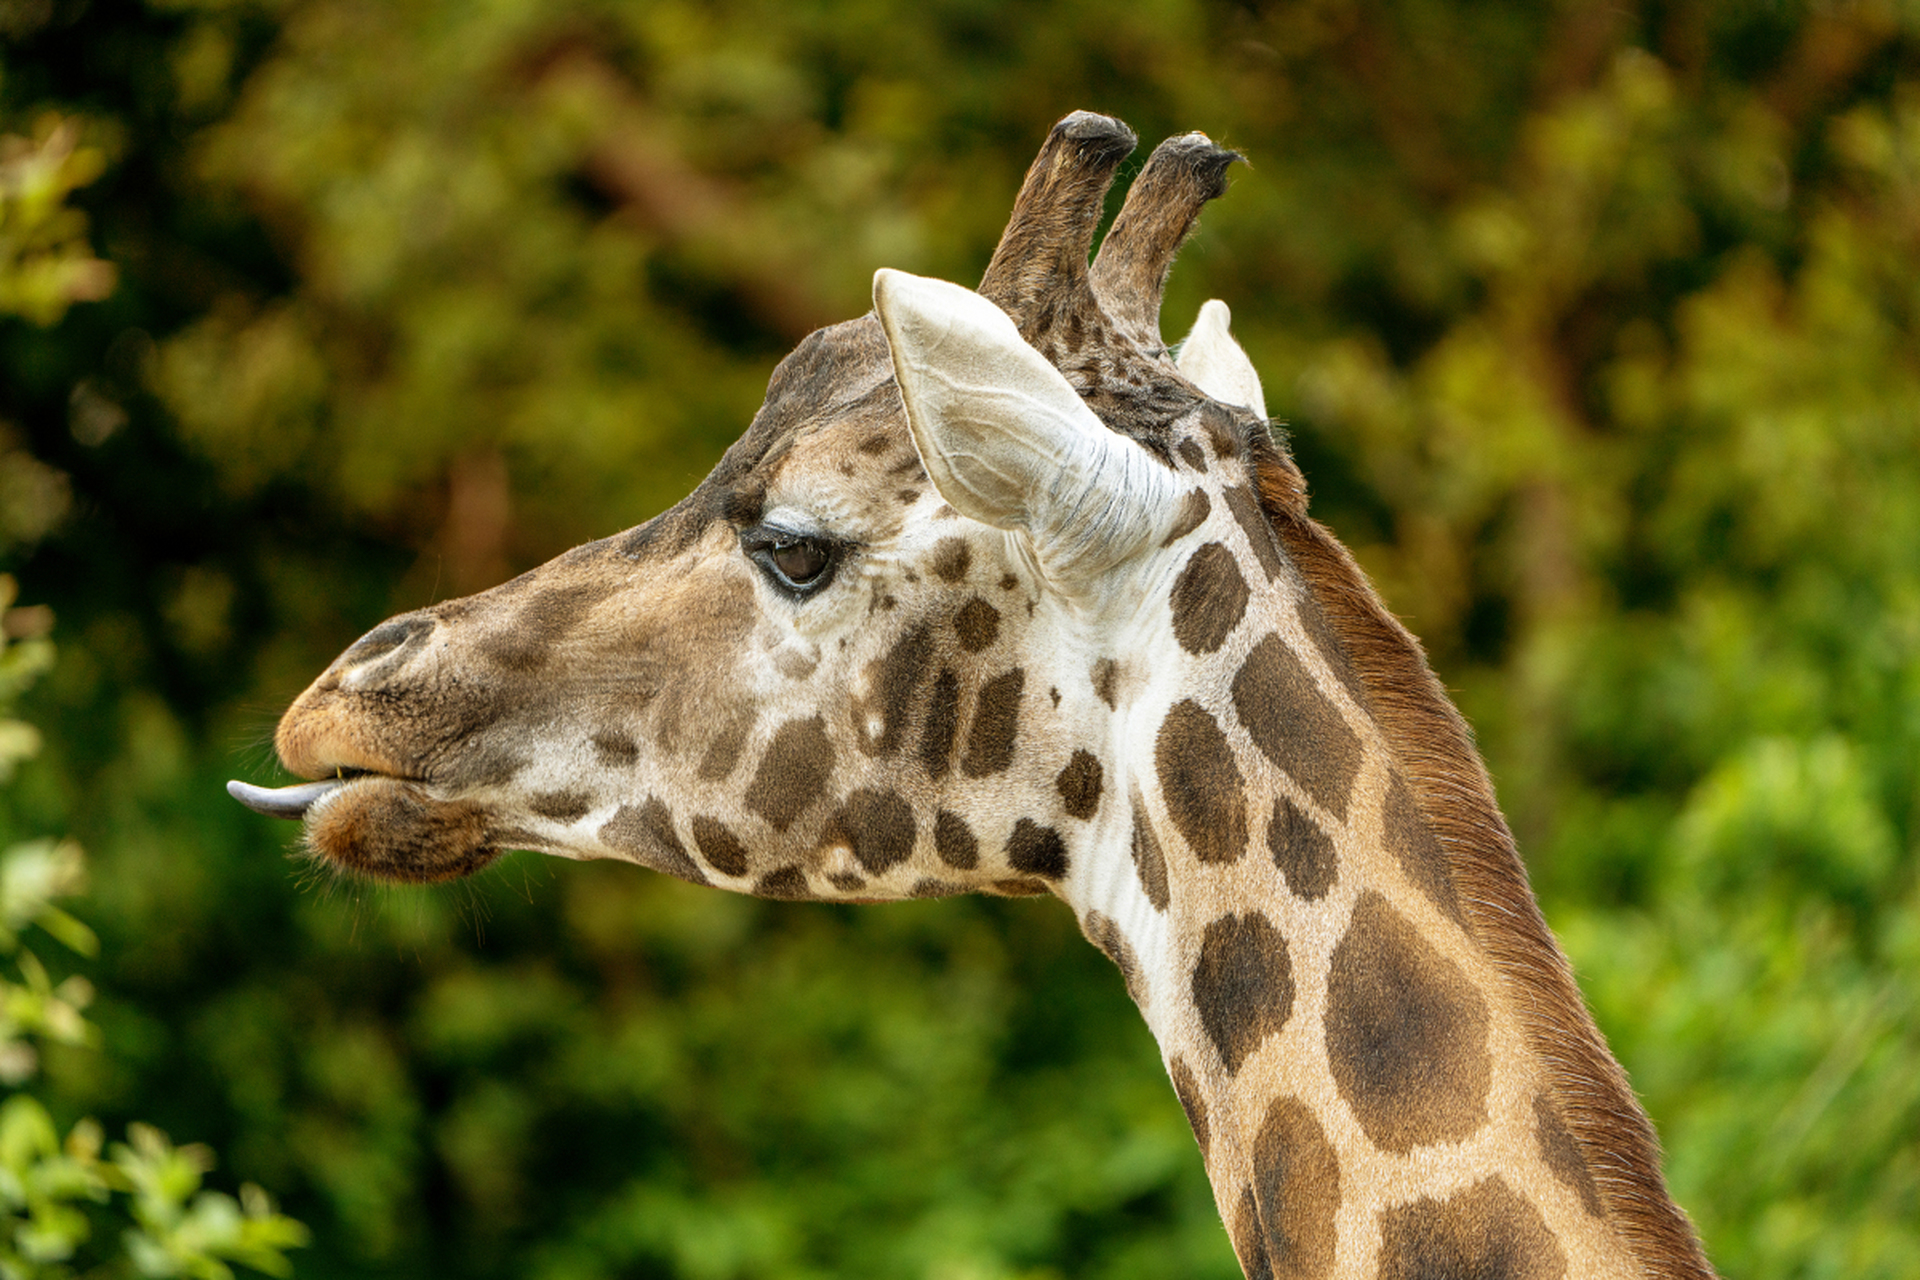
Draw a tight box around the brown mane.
[1245,429,1717,1279]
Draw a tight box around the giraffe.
[229,112,1718,1279]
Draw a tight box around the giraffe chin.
[301,776,501,885]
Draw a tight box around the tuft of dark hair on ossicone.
[1090,132,1242,353]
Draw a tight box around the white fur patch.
[1176,300,1267,419]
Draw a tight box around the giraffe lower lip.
[226,777,346,820]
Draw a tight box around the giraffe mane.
[1243,427,1717,1280]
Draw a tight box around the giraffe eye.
[772,538,828,582]
[742,526,842,598]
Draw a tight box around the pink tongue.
[225,778,342,820]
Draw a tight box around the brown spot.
[439,740,528,791]
[696,706,757,782]
[831,788,916,875]
[591,730,639,767]
[479,580,616,672]
[999,572,1018,591]
[1005,818,1068,879]
[1176,438,1208,471]
[1200,402,1239,458]
[896,488,920,504]
[1048,686,1060,708]
[1535,1096,1604,1217]
[1161,488,1212,545]
[1268,795,1336,901]
[1081,910,1146,1006]
[919,669,961,777]
[1154,700,1248,864]
[1055,750,1104,819]
[1325,892,1491,1153]
[1169,542,1249,655]
[1130,794,1170,911]
[857,431,891,454]
[1169,1055,1209,1152]
[530,790,591,823]
[987,877,1051,897]
[1231,634,1361,819]
[1383,773,1461,923]
[599,800,709,886]
[1223,485,1285,582]
[910,877,961,898]
[954,597,1001,651]
[828,871,866,892]
[753,865,810,898]
[745,717,835,832]
[961,668,1025,777]
[1233,1188,1276,1280]
[930,537,972,583]
[1250,1097,1339,1279]
[649,682,696,756]
[1297,593,1366,705]
[1091,658,1119,708]
[853,624,934,757]
[1376,1177,1568,1280]
[1191,911,1292,1074]
[774,647,819,679]
[934,810,978,868]
[691,815,749,877]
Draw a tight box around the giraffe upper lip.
[226,777,349,820]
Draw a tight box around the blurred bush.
[0,1,1916,1277]
[0,574,308,1279]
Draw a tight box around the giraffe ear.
[1175,300,1267,419]
[873,268,1181,579]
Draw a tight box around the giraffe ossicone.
[233,112,1718,1280]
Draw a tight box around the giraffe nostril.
[342,615,433,667]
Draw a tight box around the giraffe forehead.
[762,408,927,529]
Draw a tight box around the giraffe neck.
[1056,457,1708,1278]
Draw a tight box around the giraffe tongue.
[225,778,344,820]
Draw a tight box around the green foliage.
[0,121,114,328]
[0,1096,310,1280]
[0,838,96,1087]
[0,1,1917,1277]
[0,592,307,1280]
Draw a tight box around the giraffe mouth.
[230,769,499,884]
[226,766,392,820]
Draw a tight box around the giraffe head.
[235,112,1265,901]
